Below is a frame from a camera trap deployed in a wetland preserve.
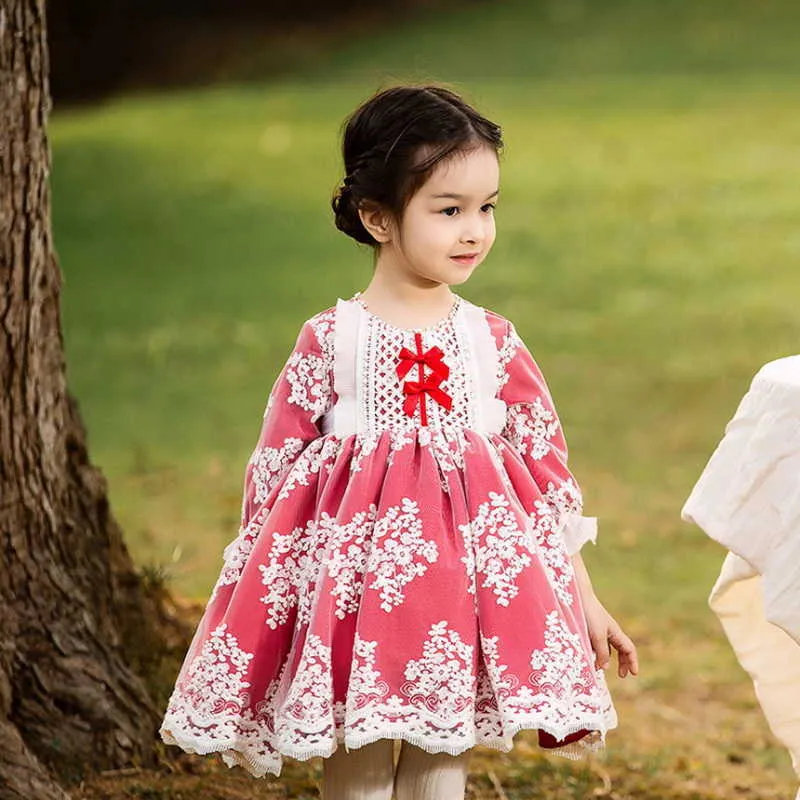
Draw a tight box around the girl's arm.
[210,314,335,602]
[497,318,638,678]
[238,316,334,528]
[497,319,596,555]
[571,550,638,678]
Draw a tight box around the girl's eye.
[439,203,496,216]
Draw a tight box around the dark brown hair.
[331,84,503,246]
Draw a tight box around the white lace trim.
[161,611,615,778]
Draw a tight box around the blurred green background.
[52,0,799,795]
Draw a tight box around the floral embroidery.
[250,437,305,505]
[503,399,560,461]
[308,308,336,365]
[277,634,334,746]
[390,427,416,451]
[367,498,439,612]
[276,437,340,501]
[496,322,523,390]
[259,498,438,627]
[529,611,596,703]
[401,621,475,717]
[176,624,254,717]
[285,351,331,420]
[460,492,534,606]
[530,499,575,607]
[325,510,375,619]
[347,636,390,711]
[259,506,377,628]
[480,635,520,700]
[209,516,264,603]
[350,432,380,473]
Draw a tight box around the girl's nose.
[460,224,480,244]
[460,226,482,245]
[460,211,491,245]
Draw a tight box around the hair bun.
[331,183,376,246]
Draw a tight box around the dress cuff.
[562,512,598,556]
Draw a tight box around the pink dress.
[159,291,617,778]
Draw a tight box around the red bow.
[397,332,452,426]
[403,375,452,425]
[396,345,450,381]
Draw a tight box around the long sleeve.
[239,317,334,526]
[497,320,597,555]
[213,315,335,596]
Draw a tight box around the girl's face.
[387,145,499,287]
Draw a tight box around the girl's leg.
[321,739,395,800]
[393,742,471,800]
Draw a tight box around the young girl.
[160,84,638,799]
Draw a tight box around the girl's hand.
[582,594,639,678]
[570,550,639,679]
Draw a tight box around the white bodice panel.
[320,296,507,438]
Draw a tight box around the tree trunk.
[0,2,180,797]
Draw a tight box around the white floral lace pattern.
[209,516,264,603]
[276,436,340,501]
[285,351,331,421]
[478,613,613,742]
[502,400,561,461]
[529,499,576,608]
[258,498,439,628]
[367,498,439,612]
[402,621,475,716]
[275,634,335,752]
[249,437,305,505]
[543,477,583,519]
[495,322,523,390]
[459,492,534,606]
[179,624,253,717]
[259,506,377,629]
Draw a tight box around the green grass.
[52,1,800,795]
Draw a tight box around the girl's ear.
[357,202,394,244]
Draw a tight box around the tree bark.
[0,2,178,797]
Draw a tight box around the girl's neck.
[356,271,457,331]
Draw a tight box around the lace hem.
[161,708,614,779]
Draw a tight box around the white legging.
[322,739,471,800]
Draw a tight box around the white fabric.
[709,553,800,776]
[682,355,800,643]
[682,355,800,782]
[562,511,598,556]
[461,299,508,435]
[326,297,360,436]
